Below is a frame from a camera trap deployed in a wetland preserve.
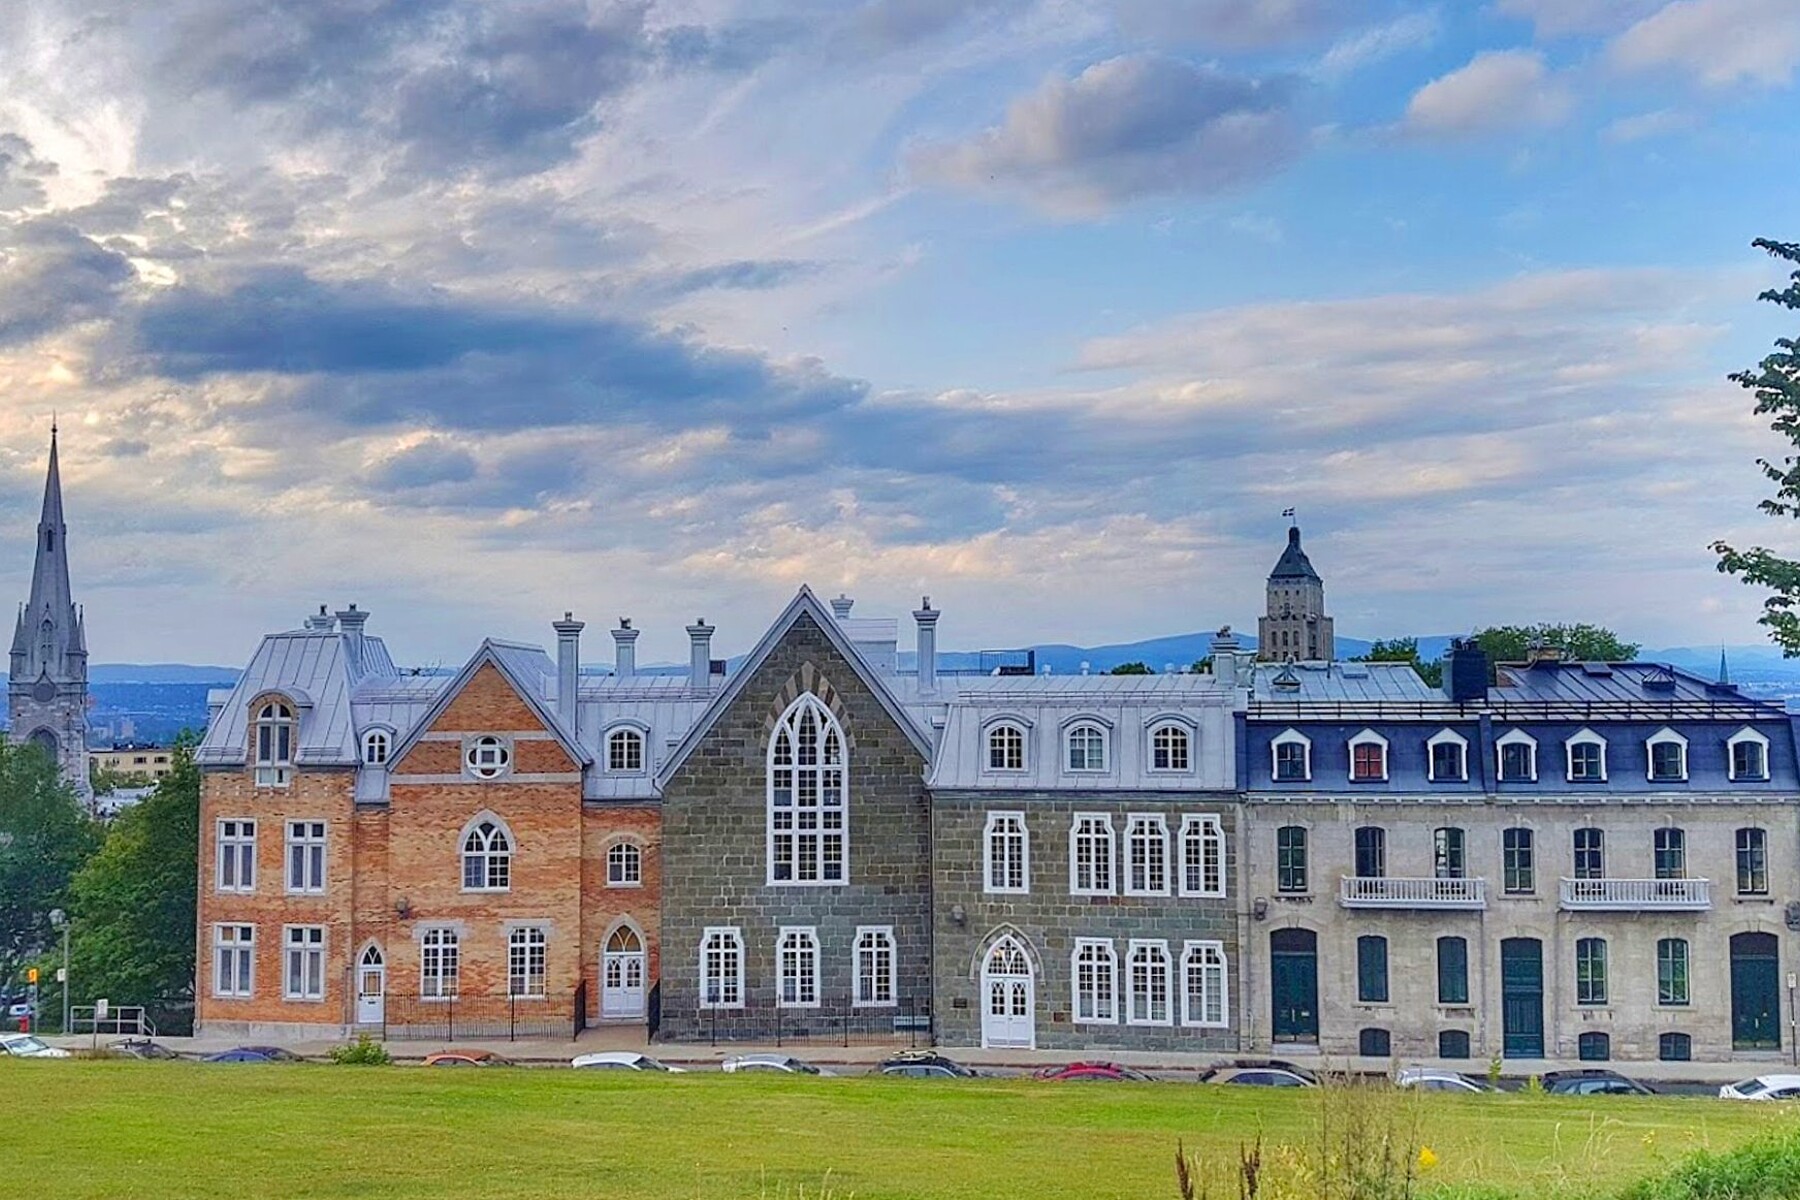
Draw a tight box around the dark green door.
[1501,938,1544,1058]
[1732,933,1781,1050]
[1271,929,1318,1043]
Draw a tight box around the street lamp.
[48,909,69,1035]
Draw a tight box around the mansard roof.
[197,624,400,766]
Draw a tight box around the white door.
[356,945,385,1025]
[602,927,647,1020]
[981,936,1035,1049]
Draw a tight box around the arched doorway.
[1731,932,1781,1051]
[981,935,1035,1049]
[602,926,647,1020]
[1270,928,1319,1043]
[356,944,385,1026]
[26,729,57,760]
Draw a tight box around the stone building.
[1256,522,1333,663]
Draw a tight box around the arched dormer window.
[361,729,391,767]
[1271,729,1310,782]
[1348,729,1388,783]
[1148,719,1193,773]
[1065,723,1108,773]
[1646,728,1688,782]
[607,727,646,773]
[767,694,847,886]
[1729,727,1771,781]
[1497,729,1537,782]
[254,699,296,787]
[1566,728,1607,783]
[461,817,513,891]
[986,722,1027,771]
[1427,729,1468,782]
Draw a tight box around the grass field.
[5,1061,1796,1199]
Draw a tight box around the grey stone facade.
[932,790,1241,1053]
[658,610,932,1040]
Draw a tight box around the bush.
[328,1035,391,1066]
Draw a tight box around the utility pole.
[50,909,70,1034]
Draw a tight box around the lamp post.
[49,909,69,1035]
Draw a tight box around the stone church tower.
[10,428,90,798]
[1256,522,1334,663]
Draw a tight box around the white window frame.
[983,811,1030,895]
[361,728,391,766]
[605,840,643,888]
[1071,938,1119,1025]
[253,699,295,788]
[212,923,255,999]
[984,720,1028,773]
[1179,814,1227,898]
[1069,812,1116,896]
[1427,729,1468,783]
[1147,719,1194,774]
[460,815,514,892]
[419,927,460,1000]
[463,734,513,781]
[1126,939,1174,1027]
[1496,729,1538,782]
[854,926,896,1008]
[700,927,745,1011]
[776,926,821,1010]
[1124,813,1171,897]
[1271,728,1311,782]
[507,926,548,1000]
[1729,727,1772,782]
[1348,728,1390,783]
[1645,727,1689,782]
[1566,728,1608,783]
[283,925,325,1002]
[1064,722,1109,773]
[216,818,257,893]
[1181,940,1229,1028]
[605,726,647,774]
[766,694,849,887]
[285,820,326,895]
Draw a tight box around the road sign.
[25,967,37,985]
[95,998,109,1020]
[55,968,66,983]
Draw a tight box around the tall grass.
[1619,1125,1800,1200]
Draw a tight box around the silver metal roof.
[1249,661,1438,704]
[197,627,401,766]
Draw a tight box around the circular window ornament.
[465,735,511,779]
[32,677,55,703]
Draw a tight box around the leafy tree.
[1353,637,1443,688]
[1109,662,1154,675]
[65,736,199,1032]
[1473,624,1639,665]
[0,739,101,987]
[1713,239,1800,653]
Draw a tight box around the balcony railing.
[1558,877,1711,911]
[1339,876,1487,909]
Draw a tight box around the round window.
[465,736,511,779]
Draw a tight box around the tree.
[1472,624,1639,665]
[1352,637,1443,688]
[65,735,200,1032]
[1713,239,1800,653]
[0,739,102,987]
[1109,662,1153,675]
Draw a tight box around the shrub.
[1486,1055,1503,1090]
[328,1034,391,1066]
[1620,1127,1800,1200]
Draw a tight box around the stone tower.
[9,427,90,798]
[1256,522,1333,663]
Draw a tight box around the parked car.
[1033,1061,1154,1083]
[1395,1067,1491,1094]
[1200,1059,1317,1088]
[5,1002,32,1020]
[107,1039,183,1061]
[0,1033,70,1059]
[423,1049,513,1067]
[1541,1069,1655,1096]
[720,1053,823,1075]
[1720,1074,1800,1101]
[202,1046,305,1063]
[570,1051,685,1072]
[875,1050,978,1079]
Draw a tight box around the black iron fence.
[373,991,585,1042]
[691,995,931,1048]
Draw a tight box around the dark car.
[203,1046,305,1063]
[1199,1059,1319,1088]
[875,1051,978,1079]
[1541,1069,1655,1096]
[1034,1061,1154,1083]
[108,1038,183,1061]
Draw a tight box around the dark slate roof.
[1269,526,1320,582]
[1489,660,1781,716]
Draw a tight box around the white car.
[1395,1067,1489,1094]
[570,1051,685,1072]
[722,1053,828,1075]
[1720,1074,1800,1101]
[0,1033,71,1059]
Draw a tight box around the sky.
[2,0,1799,668]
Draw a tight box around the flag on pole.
[1281,507,1295,518]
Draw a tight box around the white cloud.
[1602,107,1699,142]
[1316,10,1440,80]
[1495,0,1667,37]
[1111,0,1348,48]
[1609,0,1800,87]
[1404,49,1574,136]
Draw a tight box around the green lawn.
[5,1061,1794,1199]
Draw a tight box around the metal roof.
[1249,661,1437,705]
[196,627,401,766]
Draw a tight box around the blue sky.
[1,0,1797,666]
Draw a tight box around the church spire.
[28,424,75,625]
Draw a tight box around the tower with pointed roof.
[1256,521,1333,662]
[9,428,90,798]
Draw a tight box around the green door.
[1501,938,1544,1058]
[1271,929,1318,1043]
[1732,933,1781,1051]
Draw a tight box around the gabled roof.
[386,639,592,769]
[655,586,934,787]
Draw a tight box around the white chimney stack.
[830,593,854,621]
[336,604,369,676]
[687,618,715,692]
[612,617,638,679]
[553,612,584,730]
[913,596,940,693]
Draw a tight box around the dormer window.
[1348,730,1388,783]
[361,729,391,767]
[607,728,645,773]
[1272,730,1310,782]
[1427,730,1467,782]
[1065,724,1107,773]
[254,700,295,787]
[1646,729,1688,782]
[987,723,1026,771]
[1497,730,1537,782]
[1566,730,1607,783]
[1729,728,1771,781]
[1149,723,1191,772]
[465,735,512,780]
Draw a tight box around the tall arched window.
[462,819,512,891]
[254,700,295,787]
[768,694,847,885]
[606,841,642,888]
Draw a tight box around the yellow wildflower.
[1418,1147,1439,1171]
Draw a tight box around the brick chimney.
[553,612,584,730]
[1444,637,1489,703]
[612,617,638,679]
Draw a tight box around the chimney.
[305,604,336,632]
[830,593,854,621]
[612,617,638,679]
[687,618,715,692]
[1210,626,1243,688]
[336,604,369,676]
[1444,637,1489,703]
[553,613,584,730]
[913,596,940,693]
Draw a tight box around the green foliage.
[1110,661,1154,675]
[1353,638,1444,688]
[1620,1126,1800,1200]
[1192,657,1213,674]
[1714,239,1800,655]
[1522,1075,1546,1098]
[0,738,101,986]
[1486,1055,1502,1090]
[328,1034,393,1066]
[1473,624,1640,667]
[65,735,199,1032]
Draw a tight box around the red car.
[1034,1061,1154,1082]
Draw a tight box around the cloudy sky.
[2,0,1798,667]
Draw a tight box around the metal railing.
[371,992,587,1042]
[1339,876,1487,909]
[688,996,932,1048]
[1249,698,1778,721]
[70,1006,156,1038]
[1559,877,1711,910]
